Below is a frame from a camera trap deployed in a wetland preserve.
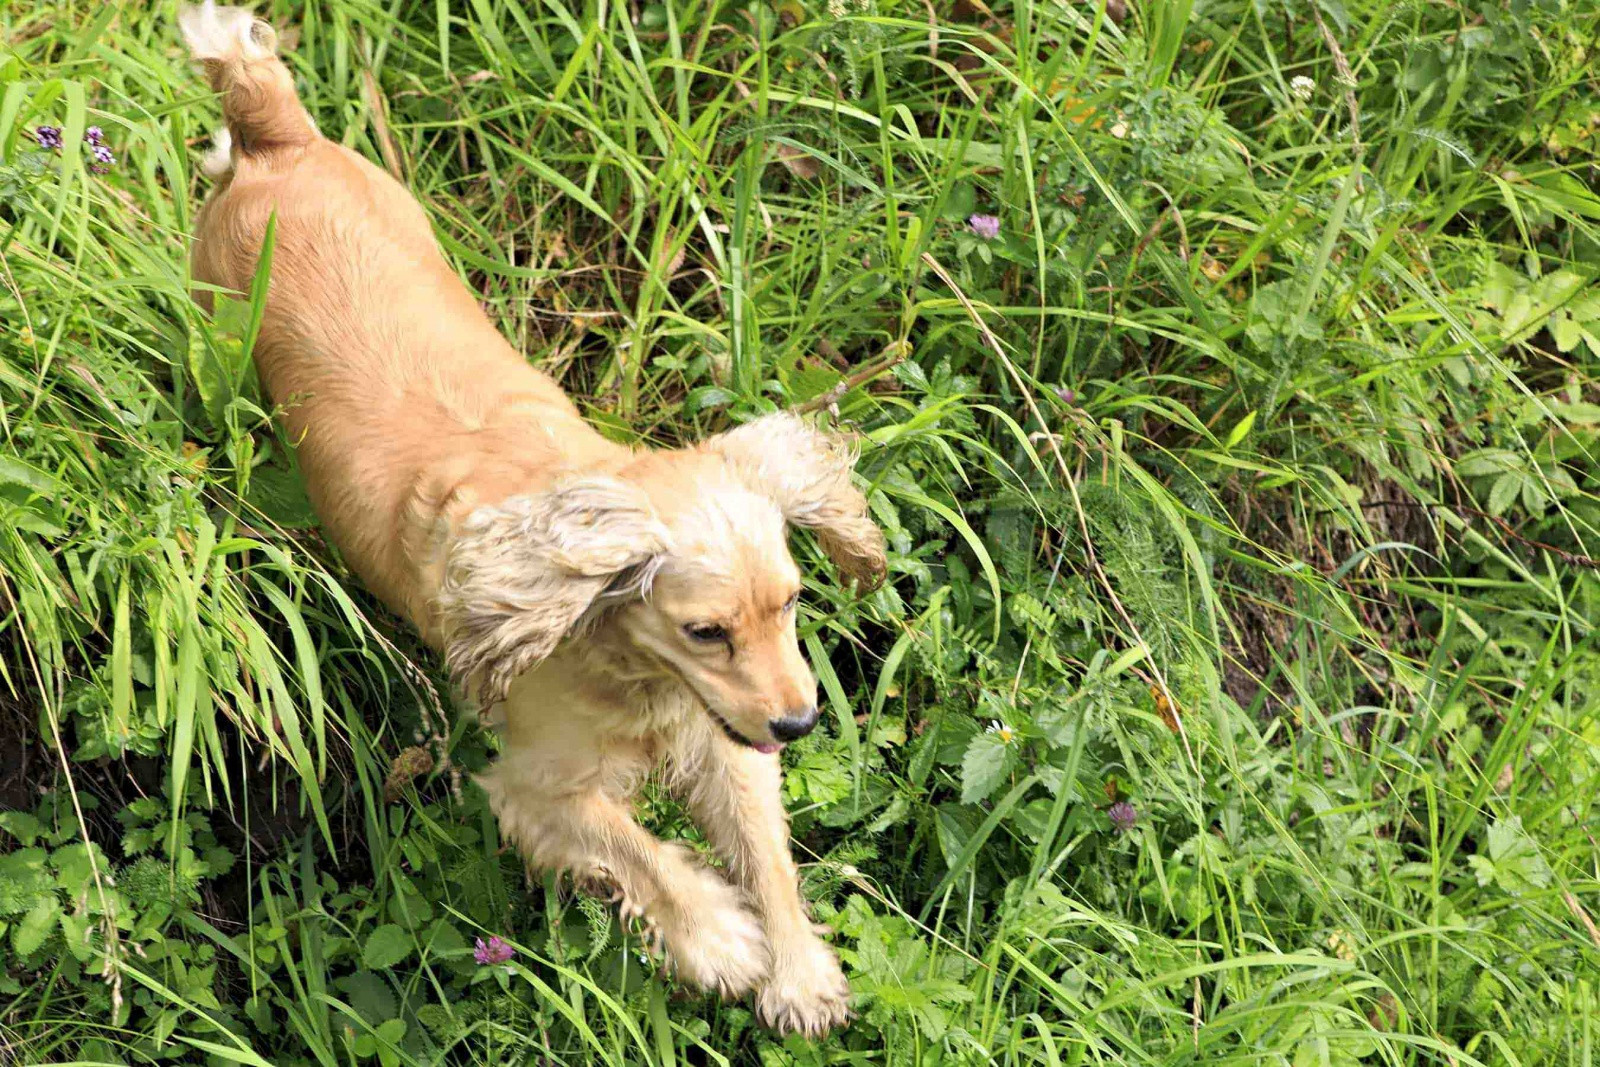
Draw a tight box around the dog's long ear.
[437,476,669,704]
[709,413,887,591]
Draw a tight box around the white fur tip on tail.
[200,127,233,177]
[178,1,276,63]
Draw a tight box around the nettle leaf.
[1552,311,1584,353]
[1035,699,1079,747]
[960,731,1015,804]
[1487,472,1522,517]
[375,1018,407,1048]
[53,843,111,894]
[1480,261,1520,312]
[786,362,845,406]
[1457,448,1520,478]
[13,897,60,957]
[244,463,318,530]
[787,749,852,806]
[1519,476,1548,516]
[59,910,93,962]
[333,970,399,1025]
[0,456,59,497]
[0,813,43,847]
[1484,815,1552,893]
[361,923,412,970]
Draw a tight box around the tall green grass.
[1,0,1597,1063]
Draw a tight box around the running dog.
[180,2,884,1036]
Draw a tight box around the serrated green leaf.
[361,923,412,970]
[1551,312,1582,352]
[960,731,1014,804]
[12,897,59,957]
[1486,473,1520,517]
[59,910,92,962]
[0,456,58,497]
[0,813,43,846]
[1482,816,1552,893]
[334,970,399,1025]
[1457,449,1519,478]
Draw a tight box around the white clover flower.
[1290,75,1315,102]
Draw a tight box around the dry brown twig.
[793,341,910,414]
[361,68,404,179]
[920,251,1203,784]
[1309,2,1363,185]
[1357,499,1600,570]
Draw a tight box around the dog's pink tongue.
[754,742,784,755]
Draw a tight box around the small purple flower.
[1107,801,1138,834]
[1054,385,1077,406]
[84,126,104,146]
[89,144,116,174]
[473,935,515,965]
[34,125,63,151]
[967,213,1001,241]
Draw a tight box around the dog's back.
[180,3,621,630]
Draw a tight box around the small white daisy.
[986,720,1015,744]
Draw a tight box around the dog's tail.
[178,2,318,176]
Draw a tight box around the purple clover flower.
[1107,800,1138,834]
[35,125,115,172]
[967,213,1001,241]
[473,935,515,966]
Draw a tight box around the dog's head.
[437,413,885,750]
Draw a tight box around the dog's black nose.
[769,707,820,742]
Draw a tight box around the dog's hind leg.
[669,722,853,1037]
[479,755,771,996]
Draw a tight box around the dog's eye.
[782,593,799,613]
[684,623,728,643]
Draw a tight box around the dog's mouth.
[707,710,783,755]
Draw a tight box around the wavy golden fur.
[179,1,885,1036]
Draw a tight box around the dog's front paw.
[757,934,853,1039]
[659,872,771,997]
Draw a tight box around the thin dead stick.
[1448,504,1599,569]
[1563,891,1600,952]
[921,251,1202,783]
[793,341,909,414]
[1355,499,1600,570]
[1132,182,1191,266]
[360,48,404,181]
[1309,1,1363,184]
[1131,204,1190,266]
